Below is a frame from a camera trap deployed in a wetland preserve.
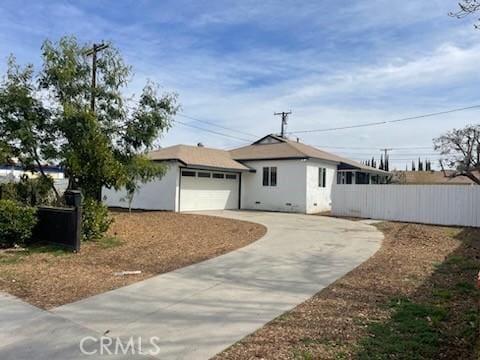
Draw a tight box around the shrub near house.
[0,199,37,248]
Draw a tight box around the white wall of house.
[305,159,338,213]
[240,159,308,213]
[102,161,179,211]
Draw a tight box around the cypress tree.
[418,157,423,171]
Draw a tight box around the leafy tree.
[0,37,178,202]
[0,58,59,199]
[450,0,480,28]
[434,124,480,184]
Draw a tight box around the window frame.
[181,170,196,177]
[270,166,277,186]
[197,171,211,178]
[262,166,277,187]
[262,167,269,186]
[318,167,326,188]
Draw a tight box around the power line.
[175,120,253,143]
[351,156,442,161]
[315,145,433,150]
[177,113,260,139]
[289,105,480,134]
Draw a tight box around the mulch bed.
[0,211,266,309]
[215,222,480,360]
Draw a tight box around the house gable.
[252,134,287,145]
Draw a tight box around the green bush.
[0,175,55,206]
[82,198,113,241]
[0,199,38,248]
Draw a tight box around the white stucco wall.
[102,161,179,211]
[305,159,337,213]
[240,160,307,213]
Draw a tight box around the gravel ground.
[0,211,266,309]
[215,222,480,360]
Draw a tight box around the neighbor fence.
[331,184,480,227]
[30,190,82,251]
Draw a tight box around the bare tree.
[450,0,480,28]
[434,125,480,184]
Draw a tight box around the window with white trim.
[318,168,326,187]
[262,167,277,186]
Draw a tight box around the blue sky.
[1,0,480,169]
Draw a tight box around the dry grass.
[215,222,480,360]
[0,211,266,309]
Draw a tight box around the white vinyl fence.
[331,184,480,227]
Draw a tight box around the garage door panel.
[180,171,239,211]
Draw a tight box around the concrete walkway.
[0,211,382,360]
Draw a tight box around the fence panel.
[331,184,480,227]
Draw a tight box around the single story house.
[103,134,389,213]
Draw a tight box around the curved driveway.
[1,211,383,360]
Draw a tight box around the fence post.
[64,190,82,252]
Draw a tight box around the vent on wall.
[255,201,261,204]
[286,203,292,206]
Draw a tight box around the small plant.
[97,236,124,249]
[0,199,37,248]
[293,349,314,360]
[82,198,113,241]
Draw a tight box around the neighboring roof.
[148,145,249,171]
[393,170,478,185]
[230,134,389,175]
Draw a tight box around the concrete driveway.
[0,211,382,360]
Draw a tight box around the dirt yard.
[215,222,480,360]
[0,211,266,309]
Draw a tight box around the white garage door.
[179,169,240,211]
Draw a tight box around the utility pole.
[85,43,109,201]
[84,43,109,113]
[274,111,292,138]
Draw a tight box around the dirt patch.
[214,222,480,360]
[0,211,266,309]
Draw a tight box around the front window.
[262,167,277,186]
[270,167,277,186]
[319,168,326,187]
